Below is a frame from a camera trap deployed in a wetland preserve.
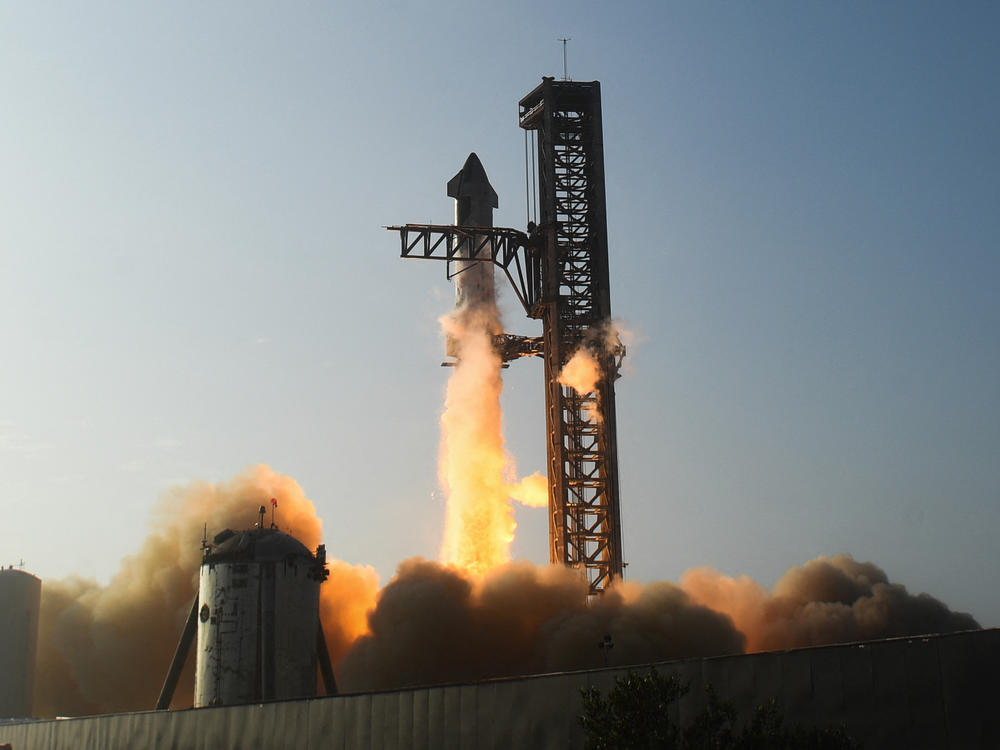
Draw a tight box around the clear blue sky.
[2,2,997,625]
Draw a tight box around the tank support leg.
[155,595,199,710]
[317,621,338,696]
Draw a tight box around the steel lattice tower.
[390,77,624,594]
[519,78,623,592]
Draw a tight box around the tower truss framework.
[519,78,623,592]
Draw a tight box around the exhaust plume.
[34,465,378,717]
[437,305,543,575]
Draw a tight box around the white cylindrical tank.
[0,568,41,718]
[194,527,325,707]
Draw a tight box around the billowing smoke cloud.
[336,553,978,693]
[34,465,378,717]
[681,554,979,652]
[32,466,978,715]
[336,559,744,692]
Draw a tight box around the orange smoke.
[320,560,379,665]
[437,306,544,576]
[34,465,378,717]
[29,463,980,714]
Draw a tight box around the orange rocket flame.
[437,307,543,576]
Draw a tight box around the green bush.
[580,668,859,750]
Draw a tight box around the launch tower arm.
[495,333,544,362]
[387,223,543,318]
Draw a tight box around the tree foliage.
[580,668,859,750]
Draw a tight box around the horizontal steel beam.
[387,224,543,317]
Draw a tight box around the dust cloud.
[29,367,979,717]
[336,558,744,692]
[333,553,977,693]
[681,554,979,652]
[32,463,978,715]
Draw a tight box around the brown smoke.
[335,559,745,692]
[34,465,378,717]
[681,554,979,652]
[334,553,979,693]
[31,464,978,713]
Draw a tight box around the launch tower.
[518,78,624,592]
[390,77,624,593]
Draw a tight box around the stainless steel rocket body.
[446,153,500,357]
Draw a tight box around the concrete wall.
[0,569,41,719]
[3,628,998,749]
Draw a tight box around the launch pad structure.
[390,78,625,593]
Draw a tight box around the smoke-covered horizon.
[31,465,979,717]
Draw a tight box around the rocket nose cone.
[458,153,489,184]
[447,152,499,208]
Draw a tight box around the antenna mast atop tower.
[558,38,572,80]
